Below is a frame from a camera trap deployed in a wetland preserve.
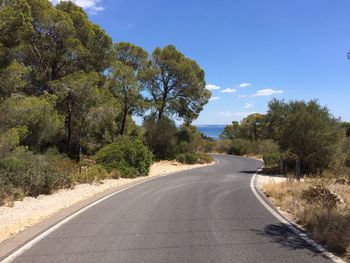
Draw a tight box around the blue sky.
[56,0,350,124]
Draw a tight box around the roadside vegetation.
[0,1,213,205]
[204,99,350,259]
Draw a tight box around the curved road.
[6,155,333,262]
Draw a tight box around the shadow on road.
[251,223,329,260]
[239,170,257,174]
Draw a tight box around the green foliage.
[0,94,64,150]
[228,139,250,155]
[220,121,240,140]
[176,124,205,153]
[0,148,75,202]
[176,152,198,164]
[143,115,178,159]
[0,127,28,158]
[268,99,341,174]
[240,113,267,141]
[75,164,109,184]
[95,137,153,178]
[0,0,33,49]
[176,152,213,164]
[106,42,148,135]
[263,152,280,167]
[141,45,211,122]
[0,60,29,100]
[341,122,350,137]
[0,1,214,203]
[49,72,100,158]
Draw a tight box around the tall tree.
[141,45,211,122]
[106,42,148,135]
[220,121,241,140]
[0,93,64,150]
[240,113,267,141]
[12,0,113,93]
[49,72,100,159]
[268,99,341,175]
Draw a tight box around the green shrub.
[143,115,178,160]
[75,164,109,184]
[196,153,214,164]
[228,139,250,155]
[95,137,153,178]
[176,152,198,164]
[263,151,280,167]
[176,152,213,164]
[0,149,75,201]
[211,140,231,153]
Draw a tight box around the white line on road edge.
[250,168,346,263]
[0,161,218,263]
[0,182,144,263]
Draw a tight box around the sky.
[53,0,350,124]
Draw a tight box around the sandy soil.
[256,174,289,188]
[256,173,305,188]
[0,160,214,244]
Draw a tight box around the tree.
[141,45,211,122]
[0,60,28,100]
[49,72,100,159]
[220,121,241,140]
[341,122,350,137]
[10,0,113,93]
[0,93,64,150]
[106,42,148,135]
[0,0,33,51]
[240,113,267,141]
[268,99,341,176]
[143,114,178,159]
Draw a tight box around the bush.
[176,153,198,164]
[95,137,153,178]
[0,148,75,204]
[301,185,340,208]
[176,152,213,164]
[228,139,250,155]
[298,205,350,254]
[210,140,231,153]
[143,115,178,160]
[263,152,280,167]
[196,153,214,164]
[75,164,109,184]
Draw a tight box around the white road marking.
[250,168,346,263]
[1,162,218,263]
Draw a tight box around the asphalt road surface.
[7,155,333,263]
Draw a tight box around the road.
[5,155,333,263]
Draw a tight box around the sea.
[196,125,226,140]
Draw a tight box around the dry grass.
[262,179,350,261]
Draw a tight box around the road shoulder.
[0,161,216,260]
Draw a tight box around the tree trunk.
[67,99,72,155]
[295,158,301,181]
[120,104,128,136]
[280,156,285,175]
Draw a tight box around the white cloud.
[206,84,221,90]
[219,111,233,117]
[209,96,220,101]
[240,83,252,88]
[234,111,255,117]
[253,88,283,97]
[51,0,104,14]
[244,103,254,109]
[221,88,237,93]
[238,94,248,98]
